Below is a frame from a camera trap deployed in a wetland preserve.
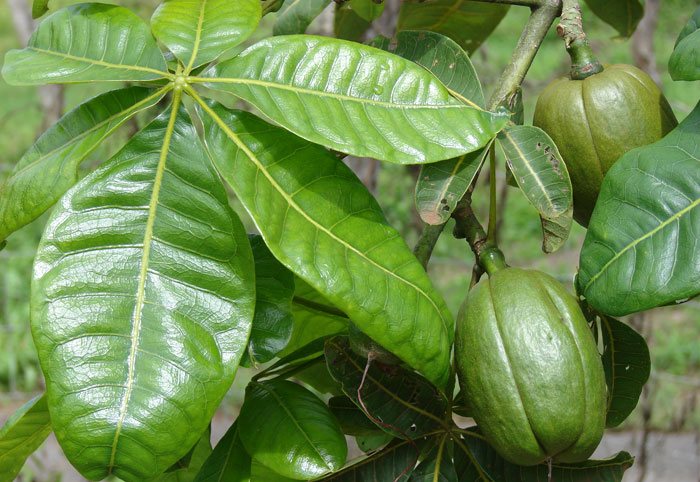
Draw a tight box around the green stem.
[487,147,498,242]
[470,0,545,7]
[412,2,561,271]
[557,0,603,79]
[413,223,447,270]
[452,199,507,275]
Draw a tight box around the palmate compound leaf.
[2,4,169,85]
[669,6,700,82]
[238,379,347,479]
[200,35,509,164]
[243,235,295,366]
[0,86,168,244]
[324,336,449,439]
[598,315,651,428]
[370,30,489,224]
[397,0,509,54]
[320,439,418,481]
[198,100,454,389]
[497,125,574,253]
[455,432,633,482]
[583,0,643,38]
[274,0,332,35]
[0,394,52,482]
[578,101,700,316]
[30,99,255,481]
[151,0,262,71]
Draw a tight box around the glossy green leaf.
[371,31,484,108]
[281,278,349,357]
[599,316,651,428]
[30,103,255,480]
[0,395,51,482]
[321,439,417,481]
[328,395,383,436]
[32,0,49,18]
[274,0,332,35]
[199,102,454,388]
[397,1,509,54]
[497,125,573,253]
[151,0,261,71]
[455,434,633,482]
[350,0,384,21]
[193,423,251,482]
[0,86,167,244]
[157,427,212,482]
[583,0,643,38]
[238,379,347,479]
[415,145,490,225]
[578,101,700,316]
[201,36,509,164]
[356,432,395,453]
[324,337,449,439]
[245,234,295,365]
[293,360,343,396]
[411,436,458,482]
[251,458,297,481]
[2,4,168,85]
[334,2,371,42]
[669,7,700,81]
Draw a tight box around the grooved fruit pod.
[455,268,606,466]
[533,64,677,226]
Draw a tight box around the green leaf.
[411,436,458,482]
[2,4,169,85]
[151,0,261,71]
[356,432,395,453]
[157,427,212,482]
[244,234,295,365]
[30,102,255,480]
[397,0,509,54]
[669,7,700,81]
[583,0,643,38]
[320,439,417,481]
[334,2,371,42]
[350,0,384,21]
[370,30,489,223]
[199,102,454,389]
[455,433,633,482]
[415,145,491,225]
[280,277,349,357]
[371,31,484,108]
[328,395,384,436]
[251,458,298,481]
[0,394,51,482]
[0,86,167,244]
[497,125,573,253]
[238,379,347,479]
[324,337,449,439]
[193,423,251,482]
[274,0,332,35]
[201,36,509,164]
[293,360,343,395]
[32,0,49,18]
[578,101,700,316]
[599,316,651,428]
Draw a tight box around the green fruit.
[455,268,606,466]
[533,64,677,226]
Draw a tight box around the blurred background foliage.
[0,0,698,477]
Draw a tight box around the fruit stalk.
[557,0,603,79]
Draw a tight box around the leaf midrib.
[191,76,471,111]
[186,0,208,72]
[28,47,171,79]
[192,90,451,356]
[584,198,700,292]
[107,91,183,472]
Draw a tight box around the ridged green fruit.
[456,268,606,466]
[533,64,677,226]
